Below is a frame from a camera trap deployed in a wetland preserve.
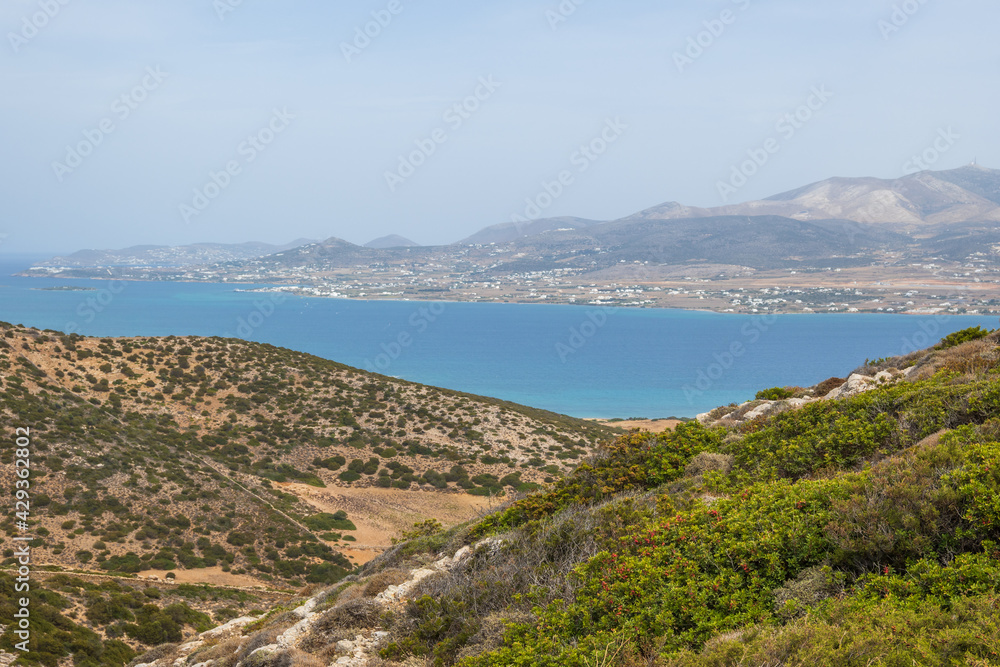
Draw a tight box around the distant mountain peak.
[318,236,359,248]
[630,166,1000,227]
[458,216,602,245]
[365,234,420,249]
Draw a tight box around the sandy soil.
[276,483,496,565]
[137,566,269,588]
[593,419,681,433]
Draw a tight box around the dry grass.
[362,568,411,597]
[336,583,366,605]
[595,419,681,433]
[684,452,734,477]
[700,629,746,653]
[772,567,842,618]
[235,626,284,662]
[300,599,384,653]
[315,599,383,632]
[726,400,768,422]
[937,338,1000,376]
[283,650,327,666]
[883,336,999,381]
[276,482,493,562]
[186,637,243,666]
[813,376,847,397]
[702,404,738,421]
[127,644,178,667]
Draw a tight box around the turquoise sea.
[0,255,994,419]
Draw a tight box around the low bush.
[938,326,992,349]
[664,595,1000,667]
[304,512,357,532]
[755,386,795,401]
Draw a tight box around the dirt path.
[0,566,296,597]
[194,455,330,543]
[136,565,270,589]
[276,483,494,565]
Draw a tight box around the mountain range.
[626,165,1000,227]
[172,165,1000,273]
[17,165,1000,315]
[30,240,317,269]
[27,166,1000,272]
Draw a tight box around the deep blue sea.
[0,255,994,419]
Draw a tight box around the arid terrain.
[0,322,620,661]
[594,418,682,433]
[276,483,495,565]
[123,326,1000,667]
[0,324,617,586]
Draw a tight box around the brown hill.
[0,323,616,591]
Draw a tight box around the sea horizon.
[2,254,995,419]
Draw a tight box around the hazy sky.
[1,0,996,254]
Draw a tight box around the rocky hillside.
[630,165,1000,228]
[457,217,602,245]
[125,325,1000,666]
[0,323,617,663]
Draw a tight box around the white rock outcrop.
[825,371,896,400]
[136,537,509,667]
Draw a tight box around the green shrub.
[665,595,1000,667]
[474,423,722,537]
[314,455,347,471]
[338,470,361,483]
[303,513,357,532]
[725,400,899,481]
[938,326,992,349]
[755,386,795,401]
[100,553,144,574]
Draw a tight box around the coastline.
[10,270,993,317]
[2,267,997,421]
